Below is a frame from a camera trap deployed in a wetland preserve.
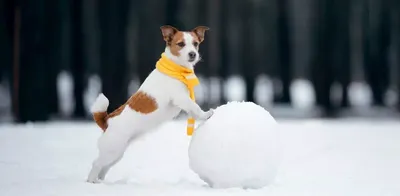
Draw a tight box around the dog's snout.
[188,52,196,59]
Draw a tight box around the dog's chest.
[161,103,182,119]
[138,69,189,120]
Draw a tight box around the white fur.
[86,32,213,183]
[90,93,109,113]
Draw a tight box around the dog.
[86,25,214,183]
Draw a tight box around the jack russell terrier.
[87,25,214,183]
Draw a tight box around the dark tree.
[242,0,255,103]
[98,0,131,112]
[362,0,390,106]
[2,0,16,117]
[217,0,229,105]
[17,0,50,122]
[275,0,292,104]
[223,0,243,104]
[0,0,12,81]
[335,0,351,108]
[70,0,86,118]
[206,0,222,108]
[310,0,337,117]
[136,0,167,84]
[45,0,62,116]
[165,0,182,27]
[394,0,400,111]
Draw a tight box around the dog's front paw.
[201,109,214,120]
[86,178,102,184]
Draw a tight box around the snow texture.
[90,93,109,113]
[189,101,281,189]
[1,119,400,196]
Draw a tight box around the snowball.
[188,101,281,189]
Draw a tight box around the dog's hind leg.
[97,166,111,181]
[87,133,129,183]
[97,154,123,181]
[97,133,142,181]
[87,157,105,183]
[97,133,139,181]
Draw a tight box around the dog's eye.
[177,42,185,47]
[193,42,199,47]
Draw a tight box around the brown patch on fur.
[93,112,108,131]
[92,91,157,132]
[160,25,179,44]
[92,104,127,132]
[192,26,210,43]
[128,91,158,114]
[169,32,184,56]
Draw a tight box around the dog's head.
[160,25,209,68]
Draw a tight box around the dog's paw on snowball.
[205,109,214,119]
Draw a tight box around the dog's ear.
[192,26,210,43]
[160,25,179,44]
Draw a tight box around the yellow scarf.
[155,53,199,136]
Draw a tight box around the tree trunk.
[336,0,351,108]
[98,0,130,112]
[394,0,400,111]
[17,0,49,122]
[311,0,337,117]
[45,0,61,116]
[70,0,86,118]
[136,0,168,88]
[2,0,16,118]
[275,0,292,104]
[241,0,255,102]
[363,0,390,106]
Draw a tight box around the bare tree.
[98,0,130,111]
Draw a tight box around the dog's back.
[106,69,184,132]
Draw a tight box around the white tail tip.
[90,93,109,113]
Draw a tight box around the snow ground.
[0,119,400,196]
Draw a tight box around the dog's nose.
[188,52,196,59]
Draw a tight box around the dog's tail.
[90,93,109,132]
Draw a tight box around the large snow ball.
[188,101,281,189]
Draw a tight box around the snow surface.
[1,119,400,196]
[189,101,280,189]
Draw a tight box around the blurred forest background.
[0,0,400,123]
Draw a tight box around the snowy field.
[1,119,400,196]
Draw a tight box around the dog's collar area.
[156,53,195,73]
[155,52,200,136]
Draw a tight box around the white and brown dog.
[87,25,214,183]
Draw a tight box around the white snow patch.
[209,77,222,103]
[384,87,398,107]
[84,74,102,115]
[348,81,372,107]
[1,119,400,195]
[223,76,246,102]
[254,74,274,107]
[57,71,74,117]
[290,79,315,109]
[330,81,343,106]
[194,75,208,105]
[127,77,140,97]
[0,78,11,111]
